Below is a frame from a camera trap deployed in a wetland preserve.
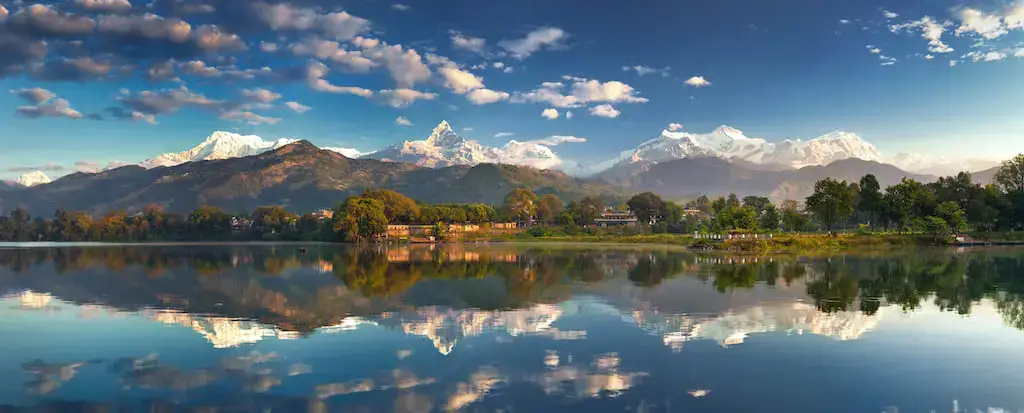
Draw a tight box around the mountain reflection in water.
[1,244,1024,412]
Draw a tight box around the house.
[311,209,334,220]
[594,211,639,227]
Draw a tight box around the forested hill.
[0,141,627,216]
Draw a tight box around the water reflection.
[1,244,1024,411]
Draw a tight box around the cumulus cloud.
[589,104,620,118]
[395,116,413,126]
[955,6,1024,40]
[868,47,881,54]
[883,10,900,19]
[439,66,484,94]
[240,88,281,103]
[219,110,280,125]
[305,61,374,97]
[252,2,370,41]
[668,123,683,131]
[451,31,486,54]
[194,24,246,51]
[12,88,57,105]
[182,60,219,76]
[541,108,559,119]
[964,50,1007,62]
[566,110,573,119]
[106,107,158,123]
[498,27,567,59]
[259,41,278,52]
[17,98,85,120]
[97,13,192,42]
[377,88,437,108]
[289,38,377,72]
[512,78,648,108]
[684,76,711,87]
[8,4,97,36]
[621,65,670,77]
[355,40,432,87]
[76,0,133,12]
[284,101,311,113]
[890,17,954,53]
[117,86,221,116]
[466,88,509,105]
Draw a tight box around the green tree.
[536,194,564,225]
[805,178,856,233]
[858,174,883,227]
[995,154,1024,193]
[883,178,930,232]
[251,206,296,234]
[759,204,780,231]
[742,196,771,214]
[504,188,538,222]
[935,201,967,233]
[627,192,666,224]
[337,197,388,241]
[189,205,231,236]
[363,189,421,223]
[726,193,741,209]
[780,200,807,232]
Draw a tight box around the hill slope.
[0,141,624,215]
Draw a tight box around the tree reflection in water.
[4,245,1024,332]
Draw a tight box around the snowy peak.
[367,121,584,170]
[141,131,298,168]
[16,171,52,187]
[614,126,882,171]
[424,120,464,147]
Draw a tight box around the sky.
[0,0,1022,180]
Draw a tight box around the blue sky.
[1,0,1022,180]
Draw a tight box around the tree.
[760,204,780,231]
[579,197,604,225]
[858,174,883,227]
[685,195,712,213]
[337,197,388,241]
[251,206,296,234]
[805,178,855,233]
[742,196,771,214]
[780,200,806,231]
[627,192,665,224]
[536,194,564,225]
[504,188,538,222]
[189,205,231,236]
[934,201,967,233]
[363,189,420,223]
[883,178,931,233]
[995,154,1024,193]
[726,193,741,209]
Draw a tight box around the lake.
[1,244,1024,412]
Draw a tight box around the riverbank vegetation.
[3,155,1024,251]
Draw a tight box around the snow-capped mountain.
[16,171,52,187]
[366,121,585,170]
[887,152,1000,176]
[141,131,300,168]
[609,126,883,173]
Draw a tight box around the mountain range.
[1,121,1007,213]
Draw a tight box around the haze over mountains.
[0,120,1007,213]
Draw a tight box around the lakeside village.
[8,153,1024,247]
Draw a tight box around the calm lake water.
[2,244,1024,412]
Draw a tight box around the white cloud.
[868,47,881,54]
[890,17,954,53]
[0,5,8,21]
[253,2,370,41]
[684,76,711,87]
[356,41,432,87]
[498,27,567,59]
[494,132,514,138]
[323,147,367,158]
[290,38,377,72]
[439,66,484,94]
[503,67,514,73]
[395,116,413,126]
[391,4,411,11]
[964,50,1007,62]
[879,55,897,65]
[522,135,587,146]
[925,54,935,60]
[839,19,850,24]
[241,88,281,103]
[492,62,505,69]
[589,104,620,118]
[284,101,311,113]
[565,111,573,119]
[260,41,278,52]
[956,8,1008,39]
[1016,48,1024,57]
[466,88,509,105]
[76,0,132,12]
[949,60,958,66]
[621,65,670,77]
[883,10,899,19]
[377,88,437,108]
[450,31,486,54]
[668,122,683,131]
[219,110,280,125]
[16,98,84,120]
[541,108,559,119]
[306,62,374,97]
[512,78,648,108]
